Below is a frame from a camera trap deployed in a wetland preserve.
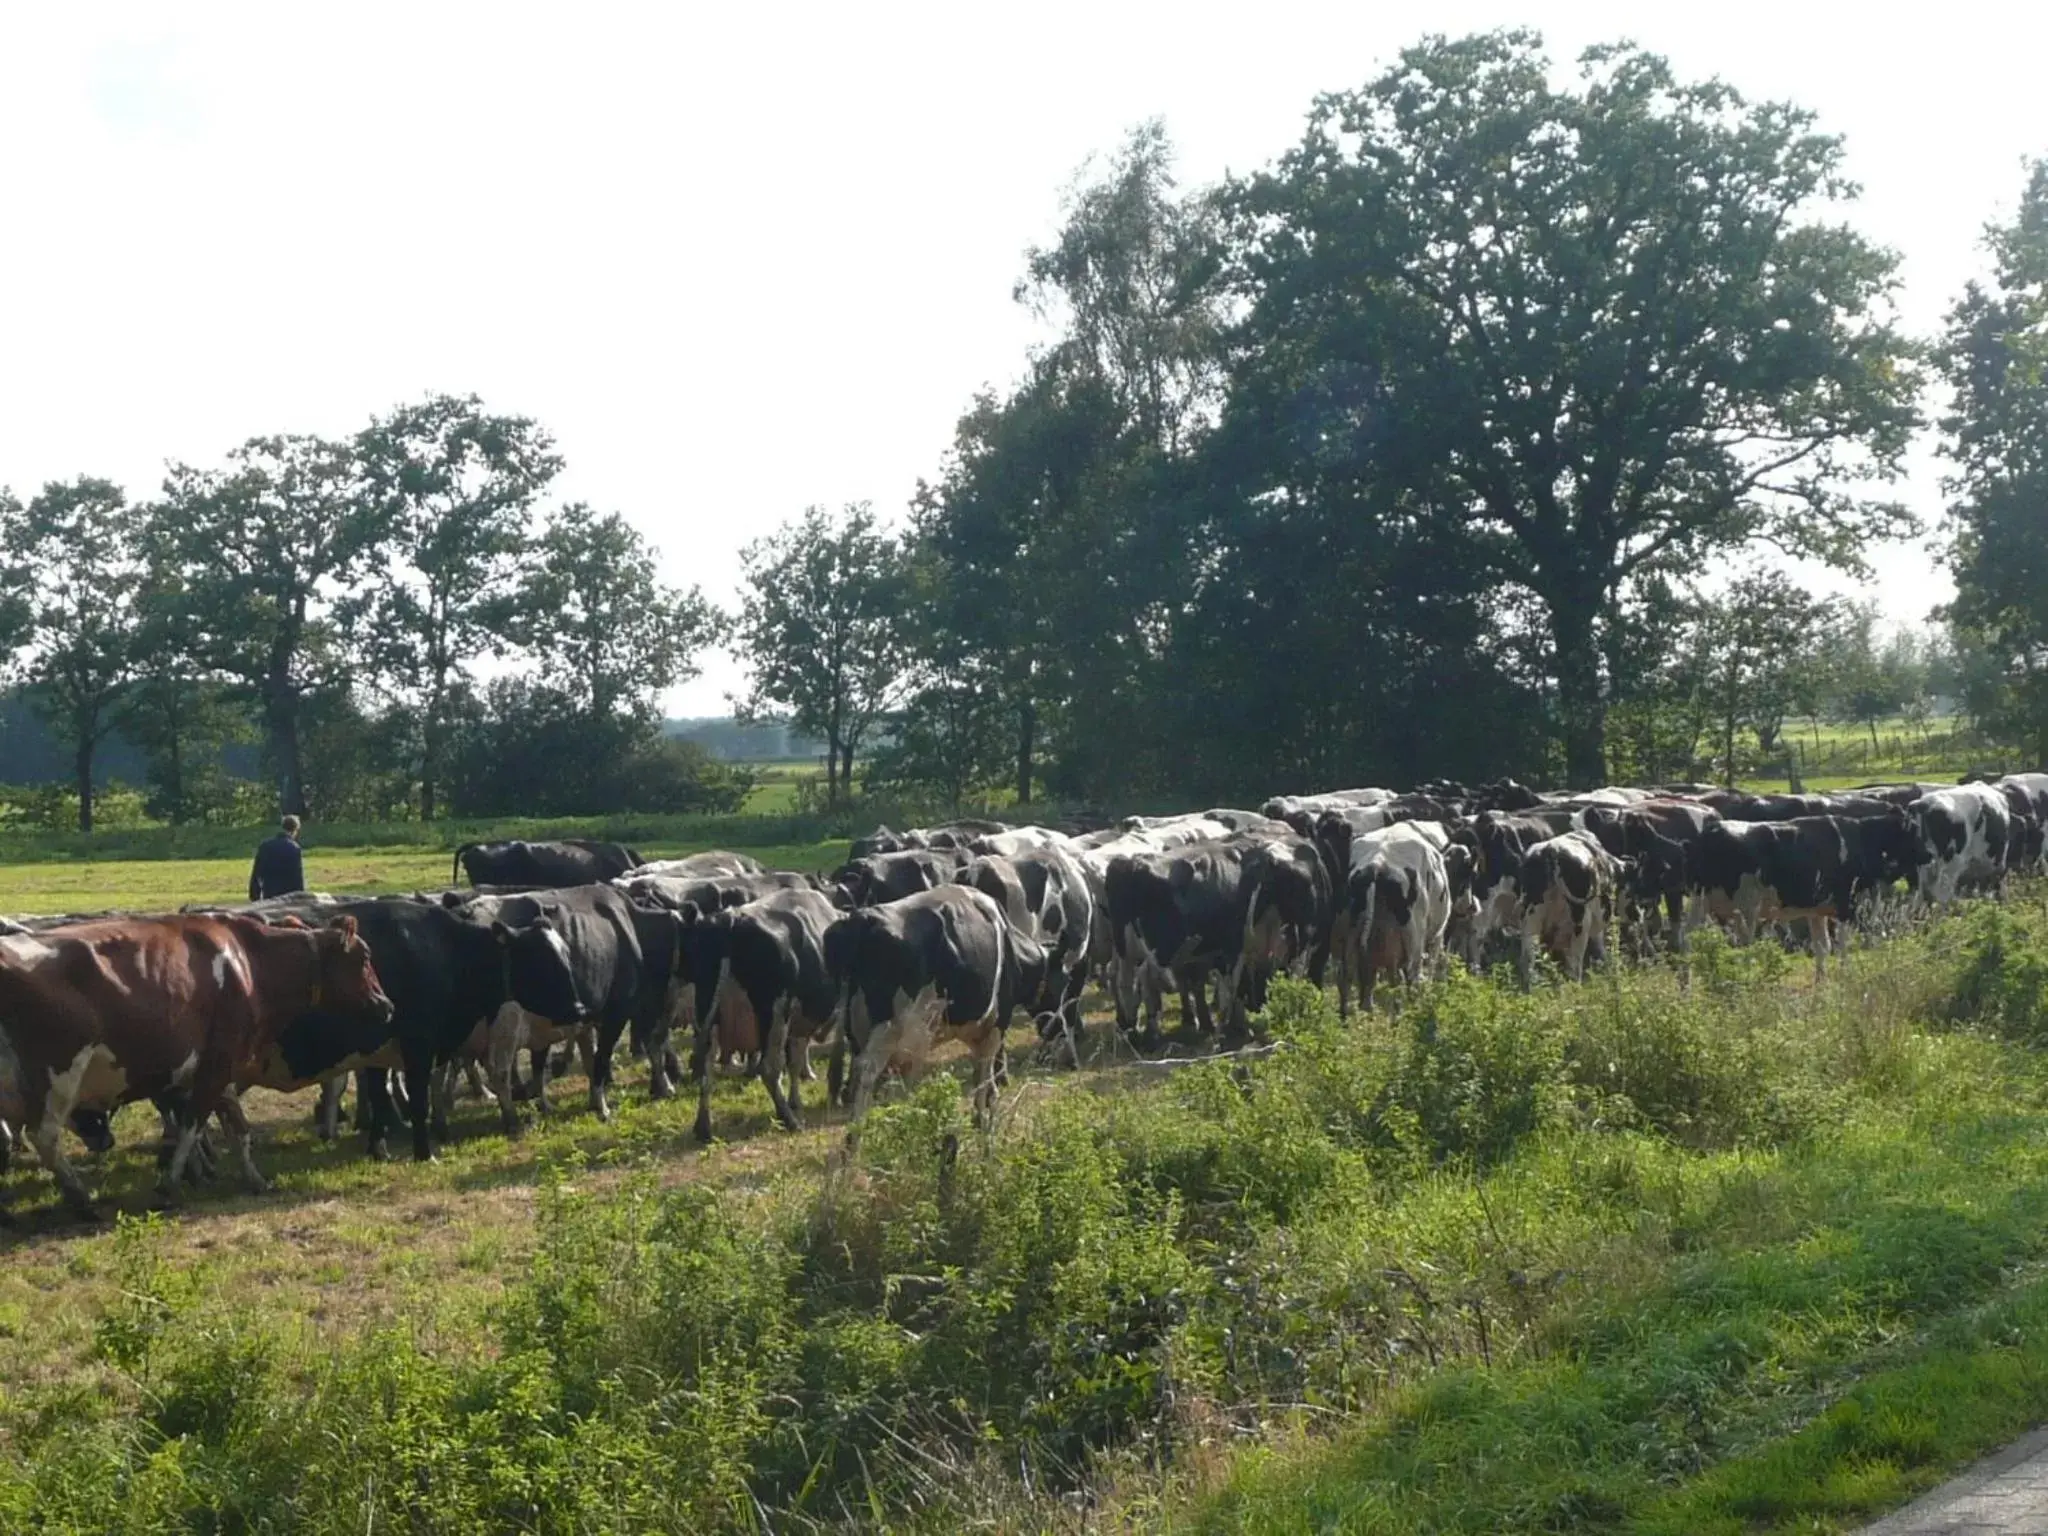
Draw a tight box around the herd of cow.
[0,768,2041,1222]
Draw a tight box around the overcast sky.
[2,3,2041,713]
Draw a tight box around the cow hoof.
[693,1118,714,1145]
[366,1139,392,1162]
[649,1082,673,1103]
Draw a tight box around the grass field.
[6,851,2048,1530]
[0,838,848,916]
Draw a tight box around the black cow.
[1576,800,1721,949]
[823,885,1038,1126]
[456,885,650,1130]
[833,848,971,907]
[1687,814,1914,972]
[453,839,644,888]
[679,888,844,1141]
[1101,838,1279,1047]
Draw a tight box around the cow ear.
[530,916,555,933]
[328,914,359,943]
[491,920,512,945]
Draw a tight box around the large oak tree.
[1227,33,1921,784]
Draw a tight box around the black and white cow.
[847,820,1012,861]
[1516,832,1623,986]
[1336,823,1450,1014]
[1909,785,2013,909]
[1685,813,1915,972]
[1993,774,2048,876]
[832,848,973,908]
[455,885,651,1131]
[824,886,1040,1125]
[239,894,585,1160]
[679,887,844,1141]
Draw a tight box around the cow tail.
[453,843,475,884]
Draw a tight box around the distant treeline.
[0,700,820,787]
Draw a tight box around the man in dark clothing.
[249,815,307,900]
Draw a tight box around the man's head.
[282,815,301,839]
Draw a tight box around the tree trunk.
[1015,697,1036,805]
[1550,599,1606,789]
[1867,718,1879,753]
[420,708,441,823]
[269,689,308,818]
[839,741,857,802]
[75,732,95,834]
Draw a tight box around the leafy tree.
[1939,159,2048,761]
[445,677,749,816]
[126,545,257,825]
[0,487,27,669]
[517,505,721,728]
[1226,32,1922,785]
[1694,570,1834,782]
[0,478,148,830]
[351,394,561,820]
[1020,119,1228,455]
[918,126,1227,804]
[153,435,391,817]
[734,503,908,807]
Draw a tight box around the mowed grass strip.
[0,839,847,914]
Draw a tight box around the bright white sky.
[2,3,2041,713]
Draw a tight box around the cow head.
[494,916,586,1023]
[318,915,396,1028]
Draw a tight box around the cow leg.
[430,1061,458,1144]
[848,1016,906,1127]
[357,1069,396,1160]
[759,996,802,1132]
[315,1077,344,1142]
[691,1009,718,1144]
[1517,913,1539,991]
[489,1007,528,1138]
[970,1025,1004,1129]
[401,1051,436,1161]
[586,1019,627,1123]
[531,1042,555,1117]
[213,1093,267,1194]
[153,1108,204,1208]
[645,1020,674,1100]
[35,1113,101,1217]
[1811,915,1831,979]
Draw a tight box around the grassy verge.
[3,901,2047,1531]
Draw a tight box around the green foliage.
[734,502,908,808]
[1225,32,1922,785]
[0,478,148,830]
[1940,157,2048,762]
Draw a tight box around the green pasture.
[0,838,845,916]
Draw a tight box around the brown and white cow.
[0,914,393,1216]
